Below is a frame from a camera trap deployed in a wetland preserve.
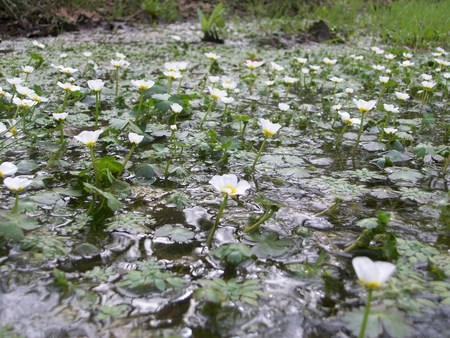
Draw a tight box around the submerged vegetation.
[0,1,449,337]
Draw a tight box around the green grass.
[241,0,450,49]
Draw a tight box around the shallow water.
[0,20,449,338]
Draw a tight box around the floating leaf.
[154,224,194,242]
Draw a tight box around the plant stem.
[89,146,98,184]
[122,144,136,168]
[353,112,365,157]
[59,120,65,144]
[207,193,228,244]
[335,124,348,148]
[250,136,267,172]
[419,90,428,114]
[61,91,69,114]
[244,208,275,233]
[12,191,19,213]
[167,78,173,94]
[95,92,100,128]
[115,68,119,97]
[359,289,373,338]
[134,92,144,123]
[199,100,215,128]
[177,77,183,94]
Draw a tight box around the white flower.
[395,91,410,101]
[260,118,281,137]
[271,61,284,72]
[385,53,396,60]
[383,104,399,113]
[60,53,68,59]
[209,174,250,196]
[294,57,307,64]
[57,82,80,92]
[205,52,220,60]
[176,61,188,72]
[283,76,299,84]
[309,65,321,71]
[278,103,290,111]
[0,87,10,98]
[7,78,23,86]
[170,103,183,113]
[170,124,177,131]
[0,162,18,177]
[353,99,376,113]
[421,80,436,90]
[332,104,342,111]
[208,76,220,84]
[130,79,155,90]
[329,76,344,83]
[400,60,414,68]
[171,35,181,41]
[128,132,144,144]
[302,68,310,74]
[111,59,130,69]
[21,66,34,74]
[245,60,264,70]
[372,64,385,71]
[58,66,78,75]
[32,40,45,49]
[420,74,432,81]
[4,177,32,192]
[403,52,413,59]
[13,97,36,109]
[265,80,275,86]
[352,256,396,289]
[323,57,337,65]
[163,70,182,79]
[221,96,235,104]
[345,87,354,95]
[436,47,447,55]
[352,55,364,61]
[29,93,48,103]
[87,79,105,92]
[15,85,35,97]
[222,78,237,90]
[379,76,389,83]
[443,72,450,80]
[435,58,450,67]
[339,111,360,126]
[0,122,6,133]
[370,46,384,55]
[209,87,227,100]
[383,127,398,134]
[74,130,103,147]
[53,113,68,121]
[83,51,92,58]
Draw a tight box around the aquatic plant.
[352,256,396,338]
[250,118,281,172]
[207,174,250,244]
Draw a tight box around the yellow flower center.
[360,279,380,290]
[221,185,237,195]
[263,128,274,137]
[85,141,95,147]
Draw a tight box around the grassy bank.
[1,0,448,48]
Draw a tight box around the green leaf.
[83,183,122,211]
[250,233,292,258]
[154,224,194,242]
[16,159,39,174]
